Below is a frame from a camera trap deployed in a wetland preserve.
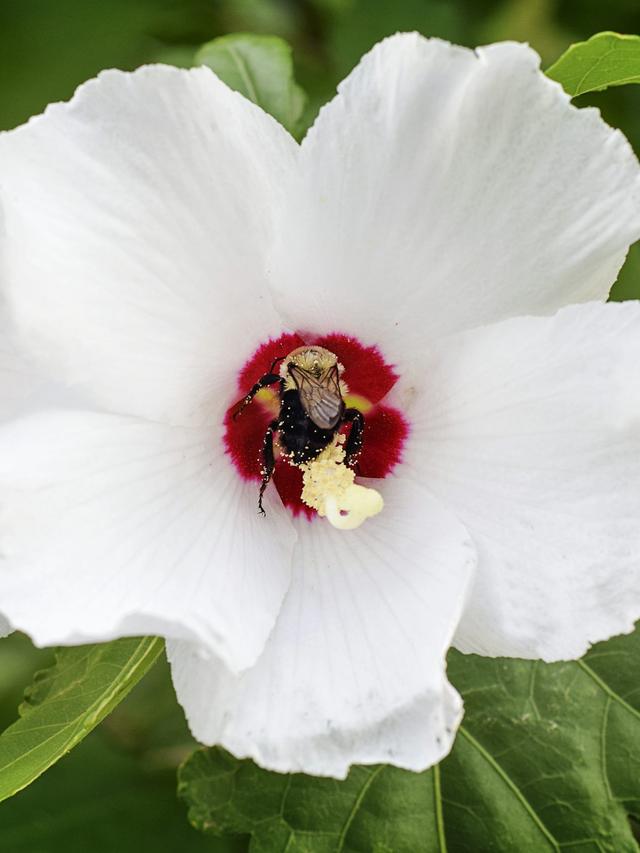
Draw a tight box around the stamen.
[300,436,384,530]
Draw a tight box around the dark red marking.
[237,333,304,392]
[224,332,408,518]
[355,406,409,479]
[314,333,398,403]
[273,462,311,518]
[223,398,269,483]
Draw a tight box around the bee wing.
[290,364,343,429]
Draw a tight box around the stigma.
[300,436,384,530]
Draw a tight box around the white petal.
[0,313,29,637]
[0,336,42,422]
[402,301,640,661]
[0,319,92,643]
[0,411,295,671]
[0,310,85,421]
[0,304,49,421]
[0,323,37,641]
[0,66,297,425]
[271,34,640,374]
[168,479,476,778]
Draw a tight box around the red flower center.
[224,332,408,518]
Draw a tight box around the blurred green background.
[0,1,639,850]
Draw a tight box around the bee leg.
[258,419,279,516]
[342,408,365,467]
[231,374,284,420]
[268,355,287,372]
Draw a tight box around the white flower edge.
[400,300,640,660]
[270,34,640,384]
[0,37,638,421]
[0,614,10,638]
[168,480,476,778]
[0,411,295,673]
[0,63,296,427]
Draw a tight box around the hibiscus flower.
[0,33,639,778]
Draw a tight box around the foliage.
[0,736,228,853]
[0,647,235,851]
[0,637,162,801]
[195,34,307,137]
[547,31,640,95]
[180,626,640,852]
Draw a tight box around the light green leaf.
[195,33,307,136]
[0,636,163,802]
[0,646,239,852]
[179,626,640,852]
[546,31,640,96]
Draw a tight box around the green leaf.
[546,32,640,96]
[179,625,640,852]
[0,636,163,802]
[179,751,441,852]
[195,34,307,136]
[0,733,236,853]
[610,243,640,302]
[0,644,240,852]
[442,635,640,853]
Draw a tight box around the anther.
[300,436,383,530]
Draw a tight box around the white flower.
[0,307,75,638]
[1,33,640,778]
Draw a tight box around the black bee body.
[276,387,341,466]
[231,347,365,514]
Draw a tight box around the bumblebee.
[232,346,365,514]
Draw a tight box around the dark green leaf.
[0,734,237,853]
[179,626,640,852]
[546,32,640,96]
[443,637,640,853]
[610,242,640,302]
[0,642,240,852]
[0,636,163,802]
[179,750,442,852]
[195,34,307,136]
[0,634,52,732]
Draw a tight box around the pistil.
[300,436,383,530]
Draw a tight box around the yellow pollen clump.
[300,436,384,530]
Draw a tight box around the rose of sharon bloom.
[1,34,640,777]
